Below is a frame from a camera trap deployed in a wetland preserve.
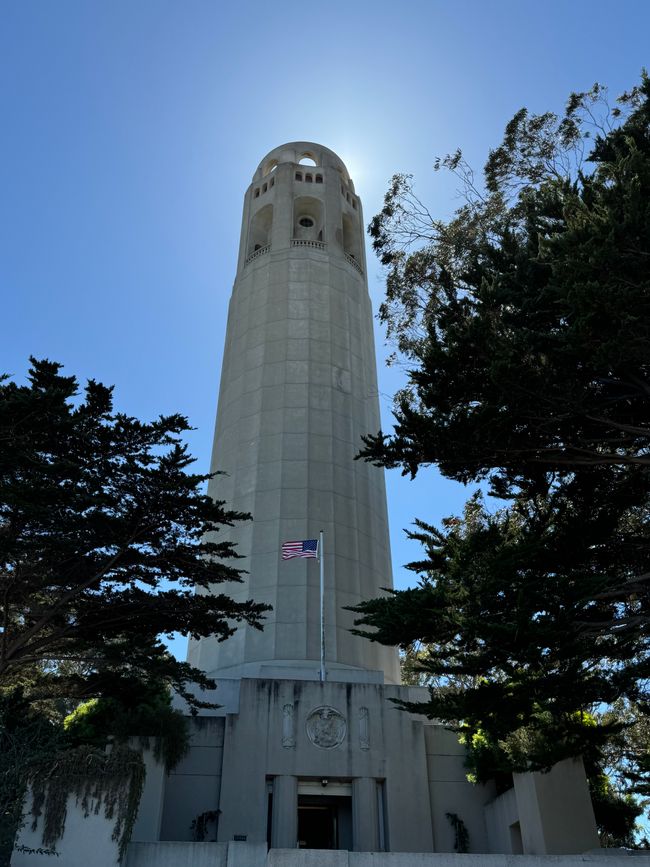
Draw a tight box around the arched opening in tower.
[341,213,360,261]
[293,196,324,242]
[248,203,273,254]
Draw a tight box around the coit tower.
[188,142,400,685]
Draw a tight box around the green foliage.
[353,492,643,766]
[354,72,650,836]
[64,682,189,771]
[598,700,650,809]
[0,691,65,866]
[0,358,272,859]
[363,75,650,484]
[588,770,641,848]
[2,684,187,863]
[0,358,270,710]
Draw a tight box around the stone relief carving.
[282,703,295,748]
[359,706,370,750]
[305,706,347,750]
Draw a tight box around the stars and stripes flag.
[281,539,318,560]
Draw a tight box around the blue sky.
[2,1,649,660]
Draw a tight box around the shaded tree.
[0,358,270,707]
[352,74,650,834]
[0,358,271,861]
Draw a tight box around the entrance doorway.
[297,795,352,850]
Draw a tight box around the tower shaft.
[188,142,399,683]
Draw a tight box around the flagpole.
[319,529,325,683]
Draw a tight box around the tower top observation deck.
[252,141,354,189]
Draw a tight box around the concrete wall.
[13,788,120,867]
[13,743,164,867]
[126,841,228,867]
[124,843,650,867]
[127,840,266,867]
[513,758,600,855]
[481,758,600,857]
[273,856,646,867]
[159,717,225,841]
[484,786,520,855]
[424,724,495,853]
[131,741,166,843]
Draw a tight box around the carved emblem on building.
[358,706,370,750]
[282,703,295,748]
[305,706,347,750]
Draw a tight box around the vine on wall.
[190,809,220,841]
[446,812,470,853]
[29,744,145,862]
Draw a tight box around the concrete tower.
[153,143,598,858]
[13,142,604,864]
[188,141,400,684]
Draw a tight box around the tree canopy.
[363,78,650,488]
[0,358,269,710]
[352,73,650,822]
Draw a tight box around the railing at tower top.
[345,252,363,274]
[290,240,364,273]
[245,244,271,265]
[290,239,327,250]
[244,240,364,274]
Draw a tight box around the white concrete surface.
[126,841,228,866]
[513,759,600,855]
[485,787,520,854]
[130,742,166,843]
[127,841,267,867]
[265,851,650,867]
[13,787,120,867]
[13,743,165,867]
[159,717,225,841]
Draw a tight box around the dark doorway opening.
[297,795,352,850]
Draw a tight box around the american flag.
[281,539,318,560]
